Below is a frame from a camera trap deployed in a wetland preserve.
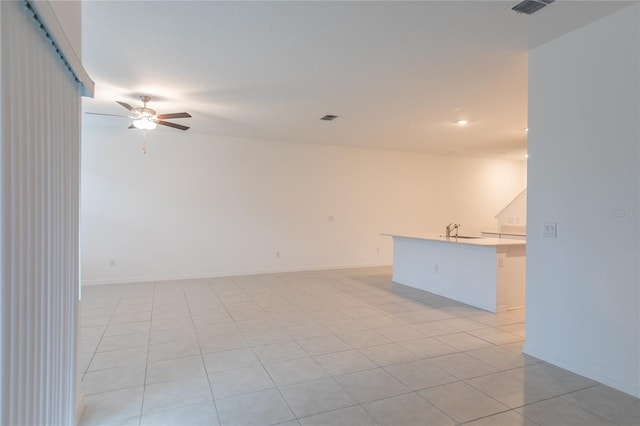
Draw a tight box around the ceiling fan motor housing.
[138,107,156,118]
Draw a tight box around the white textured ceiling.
[82,0,633,158]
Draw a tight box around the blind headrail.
[25,0,95,97]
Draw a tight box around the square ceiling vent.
[512,0,555,15]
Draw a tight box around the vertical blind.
[1,0,88,424]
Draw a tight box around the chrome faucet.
[445,223,460,238]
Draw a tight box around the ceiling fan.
[87,95,191,131]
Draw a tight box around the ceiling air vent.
[512,0,555,15]
[320,114,338,121]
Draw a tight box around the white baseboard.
[523,343,640,398]
[81,262,392,286]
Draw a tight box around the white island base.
[385,234,526,313]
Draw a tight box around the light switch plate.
[542,223,557,238]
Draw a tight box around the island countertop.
[384,232,526,312]
[382,233,526,247]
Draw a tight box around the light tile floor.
[79,267,639,426]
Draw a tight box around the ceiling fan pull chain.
[142,129,148,154]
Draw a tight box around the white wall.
[496,189,527,231]
[48,0,82,57]
[81,129,525,284]
[525,4,639,397]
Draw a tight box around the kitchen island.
[383,234,526,313]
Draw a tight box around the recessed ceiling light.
[525,154,529,158]
[456,120,468,126]
[525,127,529,132]
[321,114,338,121]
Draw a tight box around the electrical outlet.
[328,215,334,222]
[434,264,439,273]
[542,223,557,238]
[109,259,116,267]
[276,251,280,258]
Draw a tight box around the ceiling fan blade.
[85,112,129,117]
[157,120,190,131]
[116,101,136,113]
[156,112,192,119]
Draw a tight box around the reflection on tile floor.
[79,267,639,426]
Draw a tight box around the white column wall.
[525,4,640,397]
[1,1,82,424]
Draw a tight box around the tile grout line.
[224,275,302,423]
[202,277,234,426]
[454,407,521,426]
[137,285,156,426]
[556,387,624,426]
[79,287,123,381]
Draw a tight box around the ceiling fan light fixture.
[133,118,157,130]
[101,97,191,131]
